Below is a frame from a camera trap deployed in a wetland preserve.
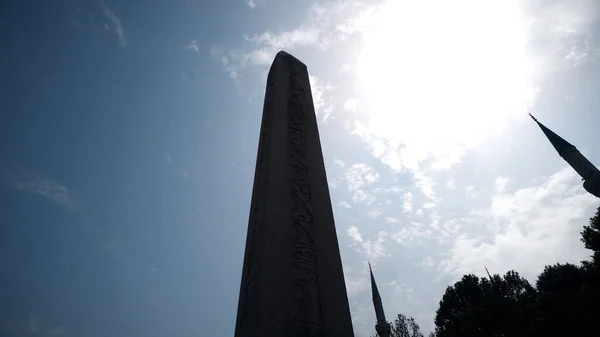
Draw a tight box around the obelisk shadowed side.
[234,51,355,337]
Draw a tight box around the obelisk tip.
[274,50,307,68]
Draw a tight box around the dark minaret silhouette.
[530,114,600,198]
[370,263,391,337]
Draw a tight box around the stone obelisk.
[235,51,355,337]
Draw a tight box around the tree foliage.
[581,205,600,266]
[432,204,600,337]
[434,271,536,337]
[392,314,423,337]
[371,313,424,337]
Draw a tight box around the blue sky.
[1,0,599,336]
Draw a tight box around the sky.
[1,0,599,336]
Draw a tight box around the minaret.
[530,114,600,198]
[370,263,391,337]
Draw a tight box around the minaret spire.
[369,263,391,337]
[530,114,600,198]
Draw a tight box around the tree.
[581,205,600,266]
[371,313,424,337]
[434,271,536,337]
[391,314,423,337]
[535,262,600,336]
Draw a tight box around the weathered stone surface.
[235,51,355,337]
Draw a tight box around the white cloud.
[309,75,335,121]
[347,226,389,262]
[344,99,359,113]
[345,274,369,298]
[100,0,126,47]
[242,28,321,66]
[363,231,389,261]
[347,226,364,243]
[494,176,510,193]
[334,158,346,167]
[385,217,398,223]
[185,40,199,52]
[8,168,77,213]
[465,185,480,198]
[392,222,432,246]
[367,207,383,218]
[211,0,380,79]
[402,191,413,213]
[446,179,456,190]
[439,168,598,282]
[0,314,67,337]
[339,200,353,209]
[352,190,375,204]
[422,202,436,209]
[5,166,134,263]
[344,163,380,191]
[525,0,600,69]
[422,256,436,270]
[209,47,244,81]
[414,172,436,200]
[245,0,256,9]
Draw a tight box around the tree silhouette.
[371,313,424,337]
[392,314,423,337]
[432,205,600,337]
[581,205,600,266]
[434,271,536,337]
[535,262,600,336]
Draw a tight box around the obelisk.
[235,51,355,337]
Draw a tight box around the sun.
[355,0,536,169]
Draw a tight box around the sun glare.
[356,0,536,168]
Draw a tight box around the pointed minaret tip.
[529,113,538,122]
[485,266,492,280]
[368,261,372,270]
[530,114,575,154]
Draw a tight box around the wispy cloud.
[4,165,130,262]
[211,0,379,79]
[0,314,67,337]
[185,40,199,52]
[333,158,346,167]
[100,0,126,47]
[347,226,389,262]
[402,192,413,213]
[493,176,510,194]
[7,166,79,215]
[309,75,335,122]
[344,163,379,191]
[209,47,243,81]
[439,168,598,282]
[245,0,257,9]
